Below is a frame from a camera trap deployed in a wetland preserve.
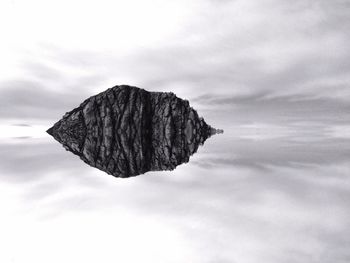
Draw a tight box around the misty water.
[1,101,349,262]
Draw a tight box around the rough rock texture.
[47,85,221,178]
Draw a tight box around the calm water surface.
[1,110,349,263]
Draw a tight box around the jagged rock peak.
[47,85,222,178]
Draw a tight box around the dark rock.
[47,85,222,178]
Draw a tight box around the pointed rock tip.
[46,126,54,136]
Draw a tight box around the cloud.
[0,1,350,262]
[11,123,32,127]
[2,0,349,124]
[191,93,350,125]
[0,79,95,121]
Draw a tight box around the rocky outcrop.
[47,85,221,178]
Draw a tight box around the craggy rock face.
[47,85,220,178]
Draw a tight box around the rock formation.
[47,85,221,178]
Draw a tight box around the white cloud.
[0,0,350,262]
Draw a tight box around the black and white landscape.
[47,85,219,177]
[0,0,349,262]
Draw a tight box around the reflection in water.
[1,119,350,263]
[47,85,222,178]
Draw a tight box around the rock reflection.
[47,85,221,178]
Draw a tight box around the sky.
[0,0,349,262]
[1,0,349,125]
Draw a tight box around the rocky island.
[47,85,221,178]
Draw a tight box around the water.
[1,109,349,263]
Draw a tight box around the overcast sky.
[0,0,349,263]
[0,0,349,126]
